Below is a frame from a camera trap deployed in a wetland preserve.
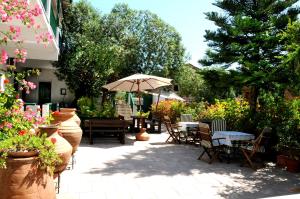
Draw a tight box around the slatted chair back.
[180,114,193,122]
[211,119,226,133]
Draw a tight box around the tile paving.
[57,132,300,199]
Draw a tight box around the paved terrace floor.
[57,132,300,199]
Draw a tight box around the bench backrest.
[87,119,126,128]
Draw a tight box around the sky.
[86,0,218,67]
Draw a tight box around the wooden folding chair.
[240,127,272,170]
[163,116,181,144]
[198,123,225,164]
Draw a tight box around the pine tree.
[200,0,300,113]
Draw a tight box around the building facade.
[2,0,74,105]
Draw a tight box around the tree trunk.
[249,86,259,116]
[101,90,107,106]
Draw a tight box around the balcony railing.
[40,0,61,37]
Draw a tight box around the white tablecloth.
[212,131,255,146]
[178,122,199,132]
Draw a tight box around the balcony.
[0,0,66,61]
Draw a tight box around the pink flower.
[14,48,27,63]
[1,49,8,64]
[5,122,12,129]
[27,81,36,89]
[30,4,42,16]
[1,13,8,22]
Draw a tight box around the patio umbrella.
[102,74,172,110]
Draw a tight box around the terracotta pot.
[136,128,150,141]
[277,155,287,168]
[286,158,300,173]
[39,124,72,174]
[52,112,82,154]
[60,108,81,125]
[0,156,56,199]
[8,150,39,158]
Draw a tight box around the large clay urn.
[39,124,72,174]
[0,156,56,199]
[136,128,150,141]
[52,111,82,154]
[60,108,81,126]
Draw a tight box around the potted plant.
[136,111,150,118]
[276,99,300,172]
[0,73,61,198]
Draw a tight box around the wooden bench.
[85,119,129,144]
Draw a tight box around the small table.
[212,131,255,162]
[131,116,147,132]
[178,122,199,132]
[212,131,255,146]
[178,122,199,144]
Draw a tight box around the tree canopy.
[54,1,185,99]
[175,64,206,101]
[280,21,300,95]
[54,1,122,98]
[102,4,185,78]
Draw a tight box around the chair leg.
[165,135,172,143]
[209,149,221,164]
[241,149,256,170]
[198,150,206,160]
[198,148,212,162]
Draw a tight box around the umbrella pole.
[138,95,141,111]
[155,89,161,111]
[137,80,141,111]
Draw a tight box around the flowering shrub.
[151,100,186,122]
[0,0,52,64]
[0,0,59,173]
[199,99,226,120]
[0,79,60,172]
[183,102,206,120]
[198,98,250,130]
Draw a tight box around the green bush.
[183,102,206,120]
[198,98,250,131]
[77,97,116,118]
[77,96,95,117]
[99,101,117,118]
[275,99,300,158]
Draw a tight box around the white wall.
[17,60,75,104]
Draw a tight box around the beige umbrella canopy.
[102,74,172,110]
